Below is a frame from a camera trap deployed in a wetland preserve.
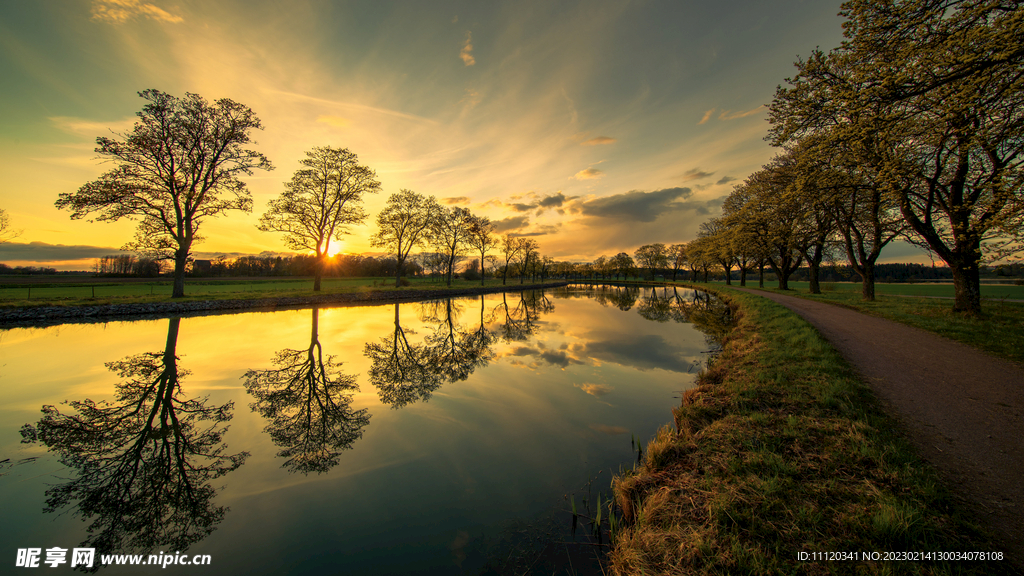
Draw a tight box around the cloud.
[90,0,183,23]
[441,196,471,205]
[460,32,476,66]
[718,105,765,120]
[509,224,559,237]
[575,383,613,397]
[577,187,694,222]
[580,136,616,146]
[572,168,605,180]
[582,334,694,372]
[316,115,349,128]
[459,88,482,108]
[0,241,130,262]
[716,176,737,185]
[492,216,529,233]
[537,192,568,209]
[49,115,135,136]
[697,108,715,125]
[678,168,715,182]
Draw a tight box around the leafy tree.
[609,252,635,280]
[370,189,441,287]
[515,238,540,284]
[467,216,498,285]
[634,243,669,280]
[499,235,524,285]
[667,243,688,281]
[55,90,272,298]
[258,146,380,291]
[769,0,1024,313]
[429,206,474,287]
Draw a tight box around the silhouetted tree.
[258,147,380,291]
[55,90,272,297]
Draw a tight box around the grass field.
[610,287,1001,575]
[0,276,527,308]
[703,279,1024,300]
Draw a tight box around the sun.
[327,242,344,257]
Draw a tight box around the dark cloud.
[442,196,471,205]
[508,203,534,212]
[537,192,569,209]
[578,187,697,222]
[0,241,129,262]
[679,168,715,182]
[716,176,737,185]
[582,334,693,373]
[492,215,529,233]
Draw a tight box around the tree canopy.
[55,89,272,297]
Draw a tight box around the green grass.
[700,279,1024,300]
[610,286,1007,575]
[0,276,535,308]
[749,286,1024,366]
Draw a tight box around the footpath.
[732,287,1024,566]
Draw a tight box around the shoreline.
[0,281,570,328]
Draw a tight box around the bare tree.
[0,209,22,244]
[258,147,380,291]
[55,90,272,297]
[429,206,474,287]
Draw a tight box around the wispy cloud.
[697,108,715,125]
[460,31,476,66]
[580,136,616,146]
[266,89,440,125]
[572,168,605,180]
[716,176,737,185]
[718,105,765,120]
[576,383,613,397]
[442,196,471,205]
[49,115,135,136]
[459,88,482,109]
[91,0,183,23]
[678,168,714,182]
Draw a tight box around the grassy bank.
[0,276,531,308]
[683,281,1024,365]
[609,287,1009,575]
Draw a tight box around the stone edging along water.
[0,281,570,328]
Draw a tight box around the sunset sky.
[0,0,932,270]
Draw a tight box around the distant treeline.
[0,263,58,275]
[189,253,424,278]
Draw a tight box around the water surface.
[0,285,725,574]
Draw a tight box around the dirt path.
[731,287,1024,566]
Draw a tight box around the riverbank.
[609,286,1015,575]
[0,281,569,328]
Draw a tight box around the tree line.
[53,90,560,296]
[678,0,1022,315]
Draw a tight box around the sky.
[0,0,935,270]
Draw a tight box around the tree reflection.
[593,285,639,311]
[19,317,246,565]
[637,286,673,322]
[491,291,550,342]
[243,306,369,475]
[366,297,495,408]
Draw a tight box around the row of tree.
[676,0,1023,314]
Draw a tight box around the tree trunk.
[739,267,747,287]
[950,254,982,315]
[313,252,324,292]
[395,257,404,287]
[172,250,188,298]
[860,264,875,301]
[758,263,765,288]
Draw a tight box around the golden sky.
[2,0,935,270]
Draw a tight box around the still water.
[0,285,726,574]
